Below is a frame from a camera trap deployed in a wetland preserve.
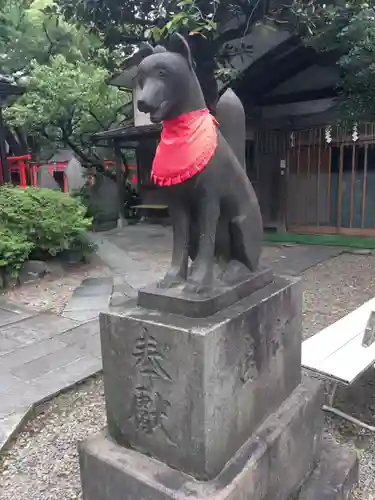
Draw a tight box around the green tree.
[5,54,127,172]
[56,0,299,111]
[0,0,118,75]
[57,0,375,121]
[0,0,128,173]
[298,0,375,121]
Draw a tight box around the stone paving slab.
[89,226,344,294]
[0,306,102,453]
[0,373,26,395]
[267,244,344,276]
[62,275,137,320]
[74,277,113,293]
[0,301,36,327]
[11,344,92,382]
[0,315,79,356]
[0,314,65,356]
[62,276,112,322]
[0,338,67,372]
[26,355,101,406]
[62,310,101,322]
[112,275,137,298]
[57,320,102,359]
[0,410,30,452]
[0,388,43,421]
[88,235,149,274]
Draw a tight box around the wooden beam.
[237,47,318,106]
[235,36,302,84]
[259,87,339,106]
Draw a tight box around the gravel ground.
[1,251,375,499]
[3,256,111,314]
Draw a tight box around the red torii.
[0,154,32,187]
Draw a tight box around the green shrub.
[0,226,33,276]
[0,186,93,277]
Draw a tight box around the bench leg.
[322,381,375,432]
[326,380,338,406]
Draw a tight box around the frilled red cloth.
[151,108,218,186]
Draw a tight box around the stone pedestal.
[100,274,301,479]
[79,272,358,500]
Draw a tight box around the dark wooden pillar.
[113,140,126,227]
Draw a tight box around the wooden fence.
[254,124,375,236]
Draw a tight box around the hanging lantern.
[325,125,332,144]
[352,122,359,142]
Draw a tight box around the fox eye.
[158,68,167,77]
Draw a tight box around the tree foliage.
[57,0,299,110]
[0,0,127,169]
[0,0,119,75]
[5,54,127,168]
[56,0,375,121]
[298,0,375,121]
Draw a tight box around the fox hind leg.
[229,214,262,272]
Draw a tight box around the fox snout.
[137,98,154,114]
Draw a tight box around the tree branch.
[42,21,55,58]
[104,33,145,46]
[120,15,152,27]
[60,128,116,180]
[41,128,53,141]
[217,21,253,45]
[89,110,105,128]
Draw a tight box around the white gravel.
[1,251,375,499]
[0,377,105,500]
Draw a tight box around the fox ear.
[139,41,154,56]
[167,33,193,69]
[131,41,154,64]
[154,45,167,54]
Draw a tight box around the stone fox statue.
[137,33,263,294]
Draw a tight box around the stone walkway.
[62,277,113,322]
[0,302,102,451]
[89,224,344,289]
[0,224,344,453]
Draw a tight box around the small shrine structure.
[92,47,168,218]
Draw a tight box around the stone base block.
[80,378,356,500]
[298,443,358,500]
[99,275,302,479]
[138,267,274,318]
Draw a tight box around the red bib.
[151,108,218,186]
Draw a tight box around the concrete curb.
[0,367,103,455]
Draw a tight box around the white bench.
[302,297,375,431]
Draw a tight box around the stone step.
[79,377,331,500]
[298,441,358,500]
